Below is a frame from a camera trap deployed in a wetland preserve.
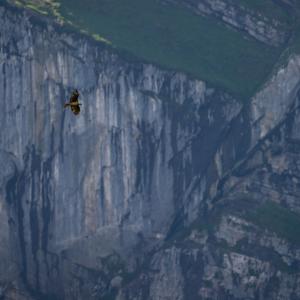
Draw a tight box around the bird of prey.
[64,89,82,115]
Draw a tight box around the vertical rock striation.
[0,3,242,298]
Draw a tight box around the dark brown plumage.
[64,89,81,115]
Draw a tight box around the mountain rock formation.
[1,2,300,299]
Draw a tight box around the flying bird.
[64,89,82,115]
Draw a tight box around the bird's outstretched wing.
[64,89,81,115]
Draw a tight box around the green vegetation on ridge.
[247,201,300,246]
[7,0,287,99]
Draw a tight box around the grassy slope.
[247,202,300,246]
[7,1,300,100]
[61,0,282,100]
[7,0,285,100]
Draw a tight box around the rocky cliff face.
[1,2,300,300]
[116,55,300,300]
